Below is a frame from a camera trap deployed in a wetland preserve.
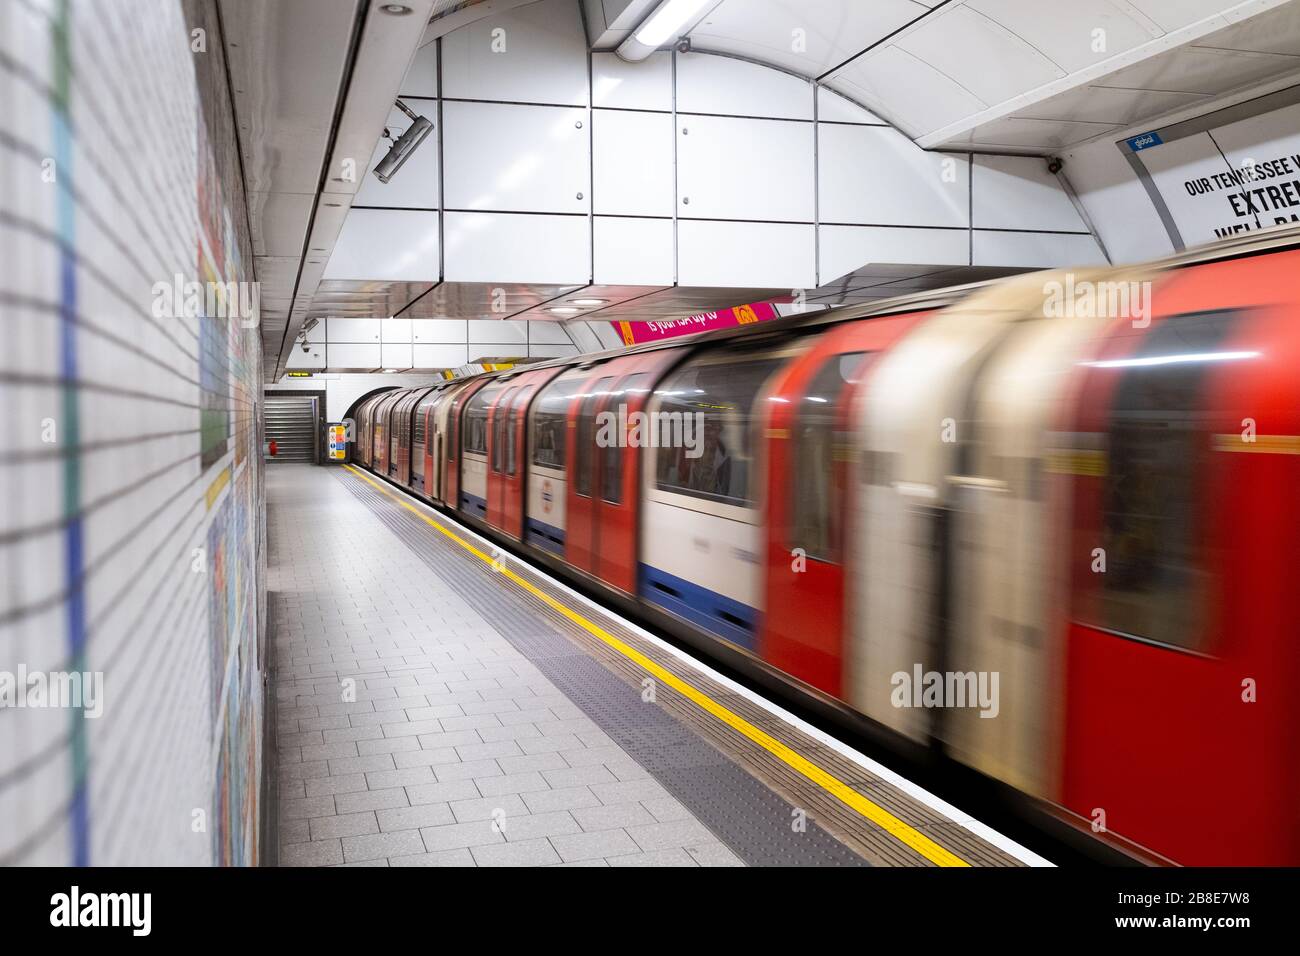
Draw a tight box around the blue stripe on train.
[460,490,487,517]
[638,563,759,651]
[526,517,566,556]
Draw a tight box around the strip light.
[617,0,714,62]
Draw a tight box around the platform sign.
[326,423,348,462]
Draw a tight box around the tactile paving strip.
[341,470,1023,867]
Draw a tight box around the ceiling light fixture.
[546,307,581,314]
[379,4,412,15]
[567,298,608,306]
[617,0,715,62]
[373,99,434,184]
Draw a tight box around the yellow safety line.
[343,465,971,867]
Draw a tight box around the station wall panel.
[444,211,590,284]
[325,208,440,281]
[411,318,470,343]
[353,104,441,210]
[677,115,816,222]
[413,343,471,368]
[593,109,675,217]
[439,0,589,106]
[820,225,971,280]
[819,125,970,228]
[442,101,591,215]
[677,220,816,288]
[327,317,381,343]
[592,51,672,111]
[972,229,1107,267]
[328,343,384,369]
[593,217,675,286]
[972,154,1088,232]
[676,51,814,120]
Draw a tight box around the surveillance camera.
[301,341,310,353]
[373,100,433,184]
[1047,157,1064,175]
[676,37,691,54]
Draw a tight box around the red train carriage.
[1059,249,1300,865]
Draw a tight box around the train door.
[590,350,684,593]
[566,373,614,575]
[486,386,518,528]
[444,378,490,512]
[411,389,441,495]
[758,314,925,697]
[502,384,538,539]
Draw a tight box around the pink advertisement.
[613,301,779,346]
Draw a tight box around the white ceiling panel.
[969,0,1160,73]
[1018,84,1212,126]
[1102,44,1300,94]
[688,0,929,78]
[1129,0,1244,33]
[829,46,988,137]
[896,6,1065,107]
[1193,1,1300,56]
[950,116,1121,151]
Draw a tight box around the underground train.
[349,226,1300,867]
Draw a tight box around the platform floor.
[266,463,1046,867]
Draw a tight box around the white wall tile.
[678,115,815,222]
[592,51,672,111]
[413,343,470,367]
[677,220,816,288]
[444,212,590,284]
[676,52,814,120]
[593,217,674,285]
[411,318,468,343]
[593,110,674,217]
[324,209,440,281]
[442,101,590,214]
[972,154,1087,232]
[819,125,969,227]
[440,0,589,106]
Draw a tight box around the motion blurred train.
[350,226,1300,866]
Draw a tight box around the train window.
[464,386,496,455]
[506,387,532,477]
[654,356,782,508]
[790,352,868,562]
[492,388,515,473]
[576,377,614,498]
[531,371,587,470]
[1082,310,1237,652]
[601,374,650,504]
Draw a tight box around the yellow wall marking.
[1212,434,1300,455]
[344,465,971,867]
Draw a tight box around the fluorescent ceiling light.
[635,0,710,47]
[617,0,714,61]
[568,298,608,306]
[547,307,581,314]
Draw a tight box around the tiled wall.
[0,0,265,864]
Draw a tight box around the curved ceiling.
[664,0,1300,152]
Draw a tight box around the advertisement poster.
[613,301,779,346]
[1124,92,1300,248]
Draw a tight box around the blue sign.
[1126,131,1163,152]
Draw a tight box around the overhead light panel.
[373,99,433,184]
[617,0,715,62]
